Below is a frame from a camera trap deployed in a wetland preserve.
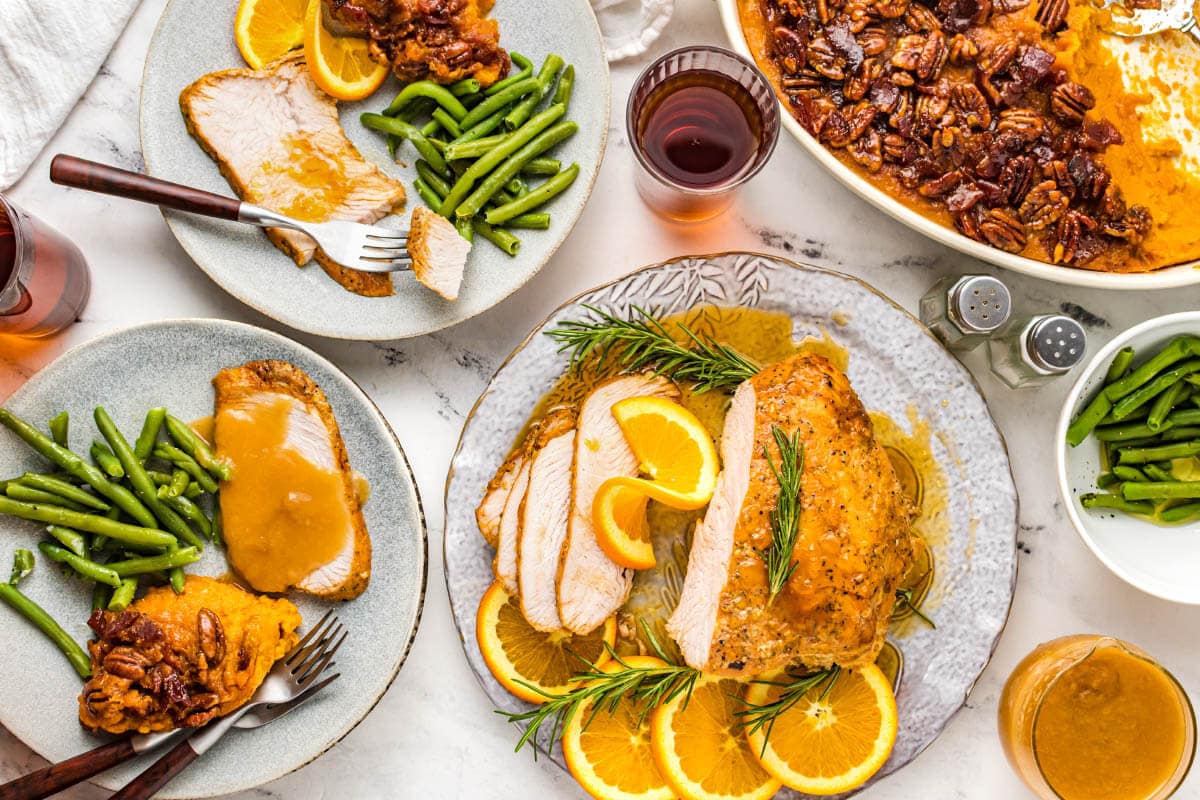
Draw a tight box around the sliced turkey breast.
[476,449,526,549]
[518,426,576,632]
[557,375,681,635]
[668,353,915,674]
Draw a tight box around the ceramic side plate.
[0,319,426,798]
[443,252,1019,797]
[140,0,609,340]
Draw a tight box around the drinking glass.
[626,46,780,223]
[0,194,91,338]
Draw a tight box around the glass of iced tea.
[627,46,780,223]
[0,194,91,338]
[999,635,1196,800]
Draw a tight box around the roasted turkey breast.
[668,353,915,674]
[180,53,406,297]
[517,415,577,632]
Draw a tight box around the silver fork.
[49,155,412,273]
[108,611,346,800]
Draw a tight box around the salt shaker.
[987,314,1087,388]
[919,274,1012,351]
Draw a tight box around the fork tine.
[359,256,413,265]
[297,630,347,685]
[287,614,338,668]
[365,233,409,243]
[291,621,343,678]
[284,610,333,663]
[362,245,408,254]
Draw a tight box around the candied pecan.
[952,84,992,128]
[892,70,916,87]
[1050,82,1096,125]
[998,154,1036,204]
[874,0,911,18]
[947,181,986,212]
[849,128,885,171]
[1100,182,1126,219]
[980,209,1027,252]
[822,109,856,147]
[1042,160,1076,199]
[826,18,866,67]
[844,0,876,30]
[916,30,949,80]
[815,0,836,23]
[931,124,962,157]
[994,0,1032,12]
[997,108,1046,147]
[1035,0,1069,31]
[978,40,1018,76]
[1019,180,1070,229]
[904,3,942,30]
[792,93,838,135]
[809,36,847,80]
[948,33,979,64]
[869,78,902,112]
[1067,152,1110,200]
[1103,206,1152,243]
[939,0,992,29]
[774,26,811,73]
[891,34,926,71]
[198,608,226,667]
[857,25,889,55]
[783,71,826,90]
[102,647,148,681]
[919,169,966,196]
[914,84,951,132]
[1053,210,1098,263]
[1080,119,1124,150]
[882,132,912,161]
[954,207,985,239]
[843,57,882,100]
[889,88,915,131]
[846,100,879,139]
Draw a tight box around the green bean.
[1148,380,1189,431]
[1112,465,1149,482]
[91,580,110,610]
[153,444,219,495]
[160,469,190,500]
[211,505,224,549]
[46,525,88,557]
[19,473,109,511]
[455,216,475,243]
[1144,463,1176,482]
[484,162,580,225]
[1066,389,1113,447]
[504,55,564,131]
[96,407,203,550]
[1079,492,1155,515]
[134,407,167,461]
[451,106,512,146]
[444,133,510,161]
[163,495,211,540]
[505,212,551,230]
[450,78,482,97]
[459,77,540,129]
[382,80,469,120]
[1162,426,1200,442]
[1094,421,1170,442]
[168,564,185,593]
[89,441,125,479]
[1101,405,1150,426]
[184,482,203,500]
[421,118,443,138]
[37,542,121,588]
[1105,337,1200,401]
[6,484,89,512]
[48,412,69,448]
[505,176,528,197]
[472,219,520,255]
[438,104,566,216]
[1110,359,1200,421]
[1096,472,1122,489]
[388,97,435,158]
[1160,502,1200,523]
[1118,441,1200,464]
[453,117,575,219]
[164,414,229,482]
[416,161,454,199]
[1104,347,1135,384]
[0,496,175,550]
[0,583,91,678]
[485,52,533,96]
[107,577,137,611]
[553,63,575,111]
[1167,408,1200,427]
[431,107,463,139]
[413,177,444,212]
[521,157,562,177]
[1124,481,1200,500]
[10,549,34,585]
[147,470,174,486]
[107,547,200,577]
[361,114,450,176]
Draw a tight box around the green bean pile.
[0,406,227,678]
[362,52,580,256]
[1068,336,1200,523]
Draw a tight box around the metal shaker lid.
[947,275,1011,334]
[1027,315,1086,373]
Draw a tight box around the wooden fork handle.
[0,737,136,800]
[108,739,199,800]
[50,155,241,221]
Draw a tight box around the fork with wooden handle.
[0,612,343,800]
[49,155,411,273]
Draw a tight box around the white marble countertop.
[2,1,1198,798]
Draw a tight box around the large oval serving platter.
[141,0,609,340]
[715,0,1200,290]
[0,319,426,798]
[444,252,1018,796]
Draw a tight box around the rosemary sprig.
[761,426,805,600]
[499,621,700,755]
[737,665,841,754]
[545,305,760,393]
[895,587,936,629]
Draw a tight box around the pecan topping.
[809,36,848,80]
[198,608,226,667]
[980,209,1027,252]
[947,33,979,64]
[857,25,890,56]
[1035,0,1069,31]
[1053,210,1098,263]
[849,128,885,171]
[783,71,825,90]
[873,0,911,18]
[998,154,1036,204]
[890,34,926,72]
[978,39,1018,76]
[1050,82,1096,125]
[904,3,942,30]
[951,84,991,128]
[102,648,148,681]
[882,132,912,161]
[996,107,1046,147]
[919,169,966,196]
[1068,152,1110,200]
[916,30,949,80]
[843,57,882,100]
[1043,160,1076,199]
[1019,180,1070,229]
[774,25,812,72]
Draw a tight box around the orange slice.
[302,0,389,101]
[475,582,615,704]
[611,396,719,509]
[650,674,783,800]
[744,664,898,795]
[234,0,307,69]
[593,477,654,570]
[563,656,676,800]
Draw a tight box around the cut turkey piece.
[492,407,576,595]
[518,423,577,633]
[668,353,915,674]
[180,52,405,297]
[476,450,525,549]
[557,375,681,635]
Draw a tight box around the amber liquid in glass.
[637,72,763,191]
[0,201,90,339]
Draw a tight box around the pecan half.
[882,132,912,161]
[1050,82,1096,125]
[1035,0,1070,31]
[998,154,1036,205]
[919,169,966,196]
[890,34,926,71]
[916,30,949,80]
[980,209,1027,252]
[843,57,882,100]
[1068,152,1110,201]
[1053,210,1098,263]
[952,84,992,128]
[874,0,912,18]
[1043,160,1076,199]
[857,25,890,55]
[1018,180,1070,229]
[774,26,811,73]
[102,647,148,681]
[849,128,885,171]
[198,608,226,667]
[904,3,942,30]
[783,71,826,90]
[822,109,855,147]
[1102,206,1152,243]
[978,39,1018,76]
[809,35,848,80]
[997,107,1046,147]
[948,33,979,64]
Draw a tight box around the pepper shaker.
[987,314,1087,388]
[919,274,1011,351]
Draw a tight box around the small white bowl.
[1057,311,1200,604]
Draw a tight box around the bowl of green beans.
[1057,312,1200,604]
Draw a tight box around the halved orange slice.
[744,664,898,795]
[234,0,307,69]
[593,476,655,570]
[562,656,676,800]
[475,582,615,704]
[611,396,719,509]
[302,0,389,101]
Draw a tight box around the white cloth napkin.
[591,0,674,61]
[0,0,141,189]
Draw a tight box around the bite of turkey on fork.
[408,206,469,301]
